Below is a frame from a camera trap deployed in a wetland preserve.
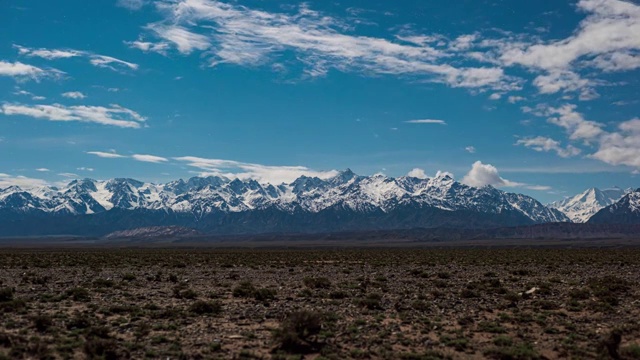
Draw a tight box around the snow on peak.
[0,172,566,223]
[549,186,629,223]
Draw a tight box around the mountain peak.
[551,186,627,223]
[329,168,358,185]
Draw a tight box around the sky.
[1,0,640,203]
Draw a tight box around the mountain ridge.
[0,170,568,236]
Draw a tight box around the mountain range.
[0,170,638,237]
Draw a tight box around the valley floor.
[0,249,639,359]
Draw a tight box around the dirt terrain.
[0,248,639,359]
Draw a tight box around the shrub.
[484,343,539,359]
[589,276,630,306]
[493,335,513,347]
[329,290,347,299]
[0,288,13,302]
[440,335,468,352]
[356,293,383,310]
[83,338,125,360]
[67,315,91,330]
[189,300,222,315]
[232,281,256,298]
[478,321,506,334]
[273,311,322,352]
[32,315,53,333]
[621,344,640,359]
[303,277,331,289]
[232,281,276,302]
[66,287,90,302]
[460,289,479,299]
[411,300,429,311]
[173,286,198,299]
[92,279,115,288]
[568,288,590,300]
[253,288,277,302]
[0,299,26,313]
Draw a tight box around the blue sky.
[1,0,640,203]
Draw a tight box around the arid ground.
[0,248,639,359]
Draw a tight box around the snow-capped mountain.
[549,187,629,223]
[0,170,569,236]
[589,189,640,224]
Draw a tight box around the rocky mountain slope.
[589,189,640,224]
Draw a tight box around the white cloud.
[435,170,454,178]
[507,95,525,104]
[532,70,598,100]
[130,0,515,90]
[462,161,524,188]
[520,103,640,170]
[544,104,604,141]
[62,91,86,99]
[35,168,50,172]
[131,154,169,163]
[115,0,640,99]
[500,0,640,71]
[590,118,640,168]
[89,55,138,71]
[87,152,168,163]
[407,168,428,179]
[515,136,581,158]
[173,156,339,183]
[405,119,446,125]
[0,61,63,81]
[590,51,640,72]
[15,45,138,72]
[526,185,553,191]
[13,45,80,59]
[125,40,170,54]
[87,151,126,158]
[117,0,147,10]
[147,24,211,54]
[16,92,47,101]
[76,167,94,172]
[0,174,48,189]
[58,173,78,178]
[465,146,476,153]
[449,34,478,51]
[496,0,640,98]
[1,103,146,128]
[460,161,552,191]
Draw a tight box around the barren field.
[0,248,639,359]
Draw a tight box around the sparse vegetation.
[0,248,637,359]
